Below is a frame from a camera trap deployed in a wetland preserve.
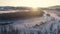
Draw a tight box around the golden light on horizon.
[32,7,38,11]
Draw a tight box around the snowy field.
[0,10,60,34]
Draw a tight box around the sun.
[31,7,38,11]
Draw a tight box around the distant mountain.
[48,5,60,10]
[41,5,60,10]
[0,6,31,11]
[49,5,60,8]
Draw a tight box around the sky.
[0,0,60,7]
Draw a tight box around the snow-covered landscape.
[0,0,60,34]
[0,8,60,34]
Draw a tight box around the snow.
[0,10,60,34]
